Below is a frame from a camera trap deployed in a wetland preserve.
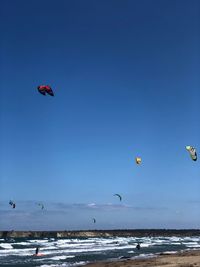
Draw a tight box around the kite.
[114,194,122,201]
[36,203,44,210]
[9,201,16,209]
[186,146,197,161]
[37,85,54,96]
[135,157,142,164]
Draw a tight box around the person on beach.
[136,243,141,250]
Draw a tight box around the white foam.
[133,253,155,259]
[40,243,137,255]
[39,261,87,267]
[72,261,89,266]
[0,247,34,256]
[182,242,198,245]
[60,244,137,253]
[186,244,200,248]
[39,265,68,267]
[42,246,57,250]
[191,240,200,242]
[29,240,49,243]
[50,255,72,260]
[153,240,164,243]
[140,243,151,248]
[170,237,181,242]
[160,251,178,255]
[0,243,13,249]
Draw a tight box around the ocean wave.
[0,243,13,249]
[186,244,200,248]
[51,255,75,260]
[39,261,88,267]
[0,236,199,266]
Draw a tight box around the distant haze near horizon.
[0,199,199,231]
[0,0,199,230]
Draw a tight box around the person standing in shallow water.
[136,243,141,250]
[35,247,39,255]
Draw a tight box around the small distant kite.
[186,146,197,161]
[36,203,44,210]
[9,200,16,209]
[37,85,54,96]
[92,218,96,224]
[114,194,122,201]
[135,157,142,165]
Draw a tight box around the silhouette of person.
[136,243,141,250]
[35,247,39,255]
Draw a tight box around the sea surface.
[0,236,200,267]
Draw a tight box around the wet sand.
[85,250,200,267]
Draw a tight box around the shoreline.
[84,250,200,267]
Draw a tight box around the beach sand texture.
[85,250,200,267]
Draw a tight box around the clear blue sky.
[0,0,199,230]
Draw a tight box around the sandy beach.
[85,250,200,267]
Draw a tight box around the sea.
[0,235,200,267]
